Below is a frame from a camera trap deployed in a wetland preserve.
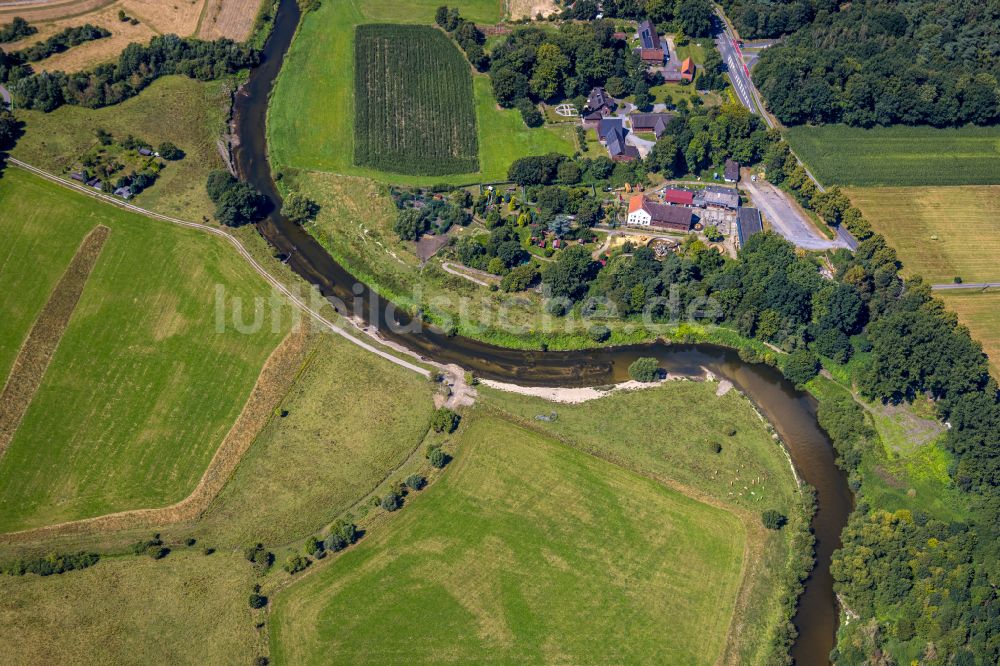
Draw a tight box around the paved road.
[0,84,11,109]
[714,19,757,115]
[741,176,851,250]
[931,282,1000,291]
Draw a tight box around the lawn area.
[784,124,1000,187]
[479,381,798,513]
[268,0,573,185]
[938,289,1000,378]
[354,24,478,175]
[0,167,289,533]
[477,381,802,664]
[270,411,746,665]
[11,76,231,221]
[177,330,436,549]
[845,185,1000,284]
[0,551,263,665]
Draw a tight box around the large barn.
[627,195,694,231]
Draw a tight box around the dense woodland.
[1,35,259,111]
[561,0,716,38]
[718,0,836,39]
[752,0,1000,126]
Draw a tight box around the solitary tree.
[430,408,460,433]
[281,191,320,224]
[761,510,787,530]
[629,357,661,382]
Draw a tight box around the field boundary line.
[8,158,431,378]
[0,224,109,460]
[0,322,311,544]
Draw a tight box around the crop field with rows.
[784,124,1000,187]
[353,24,479,176]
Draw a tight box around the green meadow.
[784,124,1000,186]
[0,551,262,665]
[271,411,746,665]
[0,168,289,532]
[267,0,574,184]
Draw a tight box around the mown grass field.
[181,330,436,548]
[0,551,262,665]
[845,186,1000,284]
[479,381,799,664]
[354,24,478,175]
[784,124,1000,186]
[938,289,1000,378]
[11,76,230,221]
[0,168,288,533]
[271,411,746,665]
[268,0,574,185]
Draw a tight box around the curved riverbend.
[235,1,850,662]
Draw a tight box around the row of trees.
[561,0,716,39]
[16,24,110,62]
[754,0,1000,126]
[4,34,259,112]
[0,17,35,44]
[2,551,99,576]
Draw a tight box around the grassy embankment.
[784,124,1000,187]
[0,167,289,533]
[267,0,575,186]
[11,76,231,221]
[272,410,749,665]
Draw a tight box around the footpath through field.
[7,159,432,377]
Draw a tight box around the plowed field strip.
[0,224,109,458]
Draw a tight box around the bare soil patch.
[0,321,310,544]
[0,224,109,459]
[505,0,558,19]
[0,1,210,71]
[197,0,262,41]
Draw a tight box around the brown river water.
[233,2,852,661]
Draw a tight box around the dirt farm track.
[0,0,261,44]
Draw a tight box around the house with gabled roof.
[631,113,674,138]
[627,195,694,231]
[681,57,696,81]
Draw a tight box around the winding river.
[233,1,852,662]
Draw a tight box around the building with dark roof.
[586,87,615,116]
[605,126,640,161]
[597,117,623,142]
[631,113,674,137]
[724,159,740,183]
[736,207,763,247]
[640,48,665,65]
[638,20,659,50]
[627,195,694,231]
[696,185,740,210]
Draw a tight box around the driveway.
[741,177,851,251]
[0,84,11,109]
